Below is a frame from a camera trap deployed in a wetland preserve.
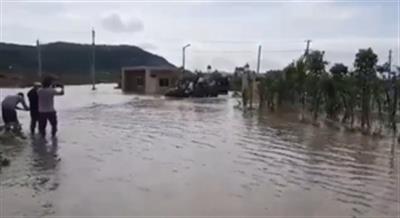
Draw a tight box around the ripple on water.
[1,87,398,216]
[235,117,398,215]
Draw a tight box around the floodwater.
[0,84,399,217]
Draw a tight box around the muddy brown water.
[0,84,399,217]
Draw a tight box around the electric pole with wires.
[304,39,312,56]
[37,39,42,79]
[91,29,96,90]
[256,45,262,74]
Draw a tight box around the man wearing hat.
[27,82,41,134]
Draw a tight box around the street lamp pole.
[37,39,42,79]
[182,44,191,72]
[91,28,96,91]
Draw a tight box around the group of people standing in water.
[1,76,64,138]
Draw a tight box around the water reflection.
[31,137,59,172]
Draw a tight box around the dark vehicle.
[215,77,229,94]
[165,75,225,98]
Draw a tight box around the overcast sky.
[0,0,398,72]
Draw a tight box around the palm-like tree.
[354,48,378,131]
[305,50,328,121]
[326,63,348,121]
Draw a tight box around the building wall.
[144,69,156,94]
[145,69,179,94]
[122,69,146,93]
[122,67,180,94]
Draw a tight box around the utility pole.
[250,45,262,110]
[388,49,397,133]
[91,29,96,90]
[256,45,262,74]
[37,39,42,79]
[388,49,392,73]
[182,44,191,72]
[304,39,312,56]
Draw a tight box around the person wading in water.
[1,93,29,133]
[27,82,41,134]
[37,77,64,138]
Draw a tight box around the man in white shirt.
[37,77,64,138]
[1,93,29,132]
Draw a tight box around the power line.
[263,49,303,53]
[196,40,258,44]
[188,49,303,54]
[148,38,305,45]
[191,50,254,54]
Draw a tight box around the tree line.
[257,48,399,135]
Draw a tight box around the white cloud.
[101,13,143,33]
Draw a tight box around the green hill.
[0,41,175,85]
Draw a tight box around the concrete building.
[121,66,180,94]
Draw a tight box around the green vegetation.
[258,48,399,135]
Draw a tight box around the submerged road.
[0,84,399,217]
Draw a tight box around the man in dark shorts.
[1,93,29,132]
[28,82,41,134]
[38,77,64,138]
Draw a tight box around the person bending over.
[1,93,29,133]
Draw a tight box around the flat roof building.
[121,66,180,94]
